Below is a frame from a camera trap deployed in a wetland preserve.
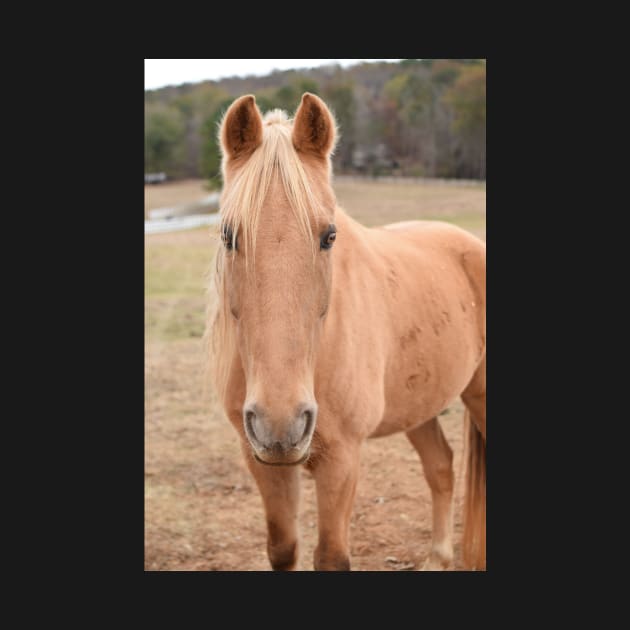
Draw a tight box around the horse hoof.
[421,553,452,571]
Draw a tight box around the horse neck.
[332,205,379,266]
[333,205,364,241]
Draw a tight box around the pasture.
[145,178,485,571]
[144,178,216,219]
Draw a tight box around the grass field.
[145,178,485,571]
[334,177,486,232]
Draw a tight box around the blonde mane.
[204,107,333,402]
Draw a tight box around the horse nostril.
[244,405,263,444]
[302,410,311,434]
[302,408,315,438]
[290,405,316,446]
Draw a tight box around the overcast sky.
[145,59,403,90]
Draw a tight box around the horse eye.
[222,225,237,251]
[320,224,337,250]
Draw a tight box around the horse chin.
[253,449,310,467]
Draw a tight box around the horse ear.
[292,93,337,158]
[220,95,263,160]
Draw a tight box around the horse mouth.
[252,449,310,466]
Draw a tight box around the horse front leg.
[310,442,360,571]
[243,446,301,571]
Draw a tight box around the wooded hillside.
[145,59,486,187]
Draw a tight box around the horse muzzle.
[243,402,316,466]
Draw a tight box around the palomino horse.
[207,93,486,571]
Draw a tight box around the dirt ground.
[145,179,485,571]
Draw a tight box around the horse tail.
[462,408,486,570]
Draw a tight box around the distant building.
[145,172,167,184]
[351,145,399,175]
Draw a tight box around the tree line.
[145,59,486,188]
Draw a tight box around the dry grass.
[335,178,486,237]
[144,179,216,219]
